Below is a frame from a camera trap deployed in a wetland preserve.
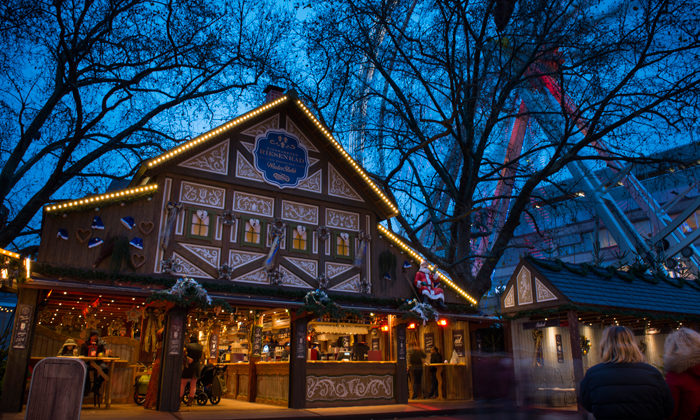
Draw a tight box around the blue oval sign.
[254,130,309,188]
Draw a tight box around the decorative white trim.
[179,181,225,209]
[233,191,274,217]
[228,249,266,269]
[503,286,515,308]
[241,142,255,155]
[175,207,185,236]
[325,208,360,231]
[306,375,393,401]
[180,243,221,268]
[236,153,265,182]
[295,169,322,193]
[517,266,533,305]
[279,265,312,289]
[308,157,320,166]
[154,178,172,273]
[329,274,362,293]
[178,140,229,175]
[325,262,354,279]
[284,256,318,278]
[241,114,280,137]
[171,252,213,279]
[232,266,268,285]
[535,278,558,302]
[229,219,238,243]
[215,216,222,241]
[328,164,363,202]
[281,200,319,225]
[286,119,319,152]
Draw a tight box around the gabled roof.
[502,257,700,317]
[132,94,399,218]
[377,224,477,305]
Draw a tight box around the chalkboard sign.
[295,322,307,360]
[397,327,406,361]
[251,326,263,356]
[556,334,564,363]
[209,333,218,359]
[424,332,434,352]
[167,315,184,356]
[452,329,465,357]
[12,304,33,349]
[371,338,380,351]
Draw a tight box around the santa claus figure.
[415,261,445,306]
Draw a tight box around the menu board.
[397,327,406,361]
[452,329,465,357]
[424,332,434,352]
[209,333,219,359]
[295,323,307,360]
[12,304,33,349]
[167,315,184,356]
[251,326,263,356]
[556,334,564,363]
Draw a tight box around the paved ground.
[3,398,585,420]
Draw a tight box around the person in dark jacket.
[427,346,443,398]
[180,335,203,406]
[580,325,673,420]
[663,327,700,420]
[408,344,426,399]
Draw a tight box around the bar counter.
[305,361,397,407]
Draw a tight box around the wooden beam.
[394,323,408,404]
[158,308,186,412]
[288,314,311,408]
[567,310,584,414]
[1,287,40,412]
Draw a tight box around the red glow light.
[437,318,448,327]
[407,323,416,329]
[380,325,389,332]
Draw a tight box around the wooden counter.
[255,362,289,405]
[220,363,249,401]
[424,363,471,400]
[305,361,396,407]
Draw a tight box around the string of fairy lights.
[44,184,158,213]
[376,224,478,305]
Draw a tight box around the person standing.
[408,344,427,399]
[180,335,203,406]
[427,346,443,398]
[580,325,673,420]
[80,331,110,398]
[663,327,700,420]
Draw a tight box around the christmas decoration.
[57,229,69,240]
[129,237,144,250]
[88,237,104,248]
[91,216,105,230]
[120,216,135,230]
[400,298,438,324]
[302,289,344,318]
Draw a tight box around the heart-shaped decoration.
[130,254,146,269]
[75,228,91,243]
[138,221,154,236]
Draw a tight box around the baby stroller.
[133,363,150,405]
[183,364,225,406]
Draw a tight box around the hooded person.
[58,338,79,356]
[664,327,700,420]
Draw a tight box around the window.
[333,231,354,259]
[188,209,212,239]
[241,218,264,246]
[289,224,309,253]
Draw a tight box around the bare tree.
[0,0,290,250]
[281,0,700,299]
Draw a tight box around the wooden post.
[567,310,584,414]
[394,322,408,404]
[288,313,311,408]
[158,307,186,412]
[1,287,40,412]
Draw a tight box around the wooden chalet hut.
[500,257,700,408]
[1,87,492,413]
